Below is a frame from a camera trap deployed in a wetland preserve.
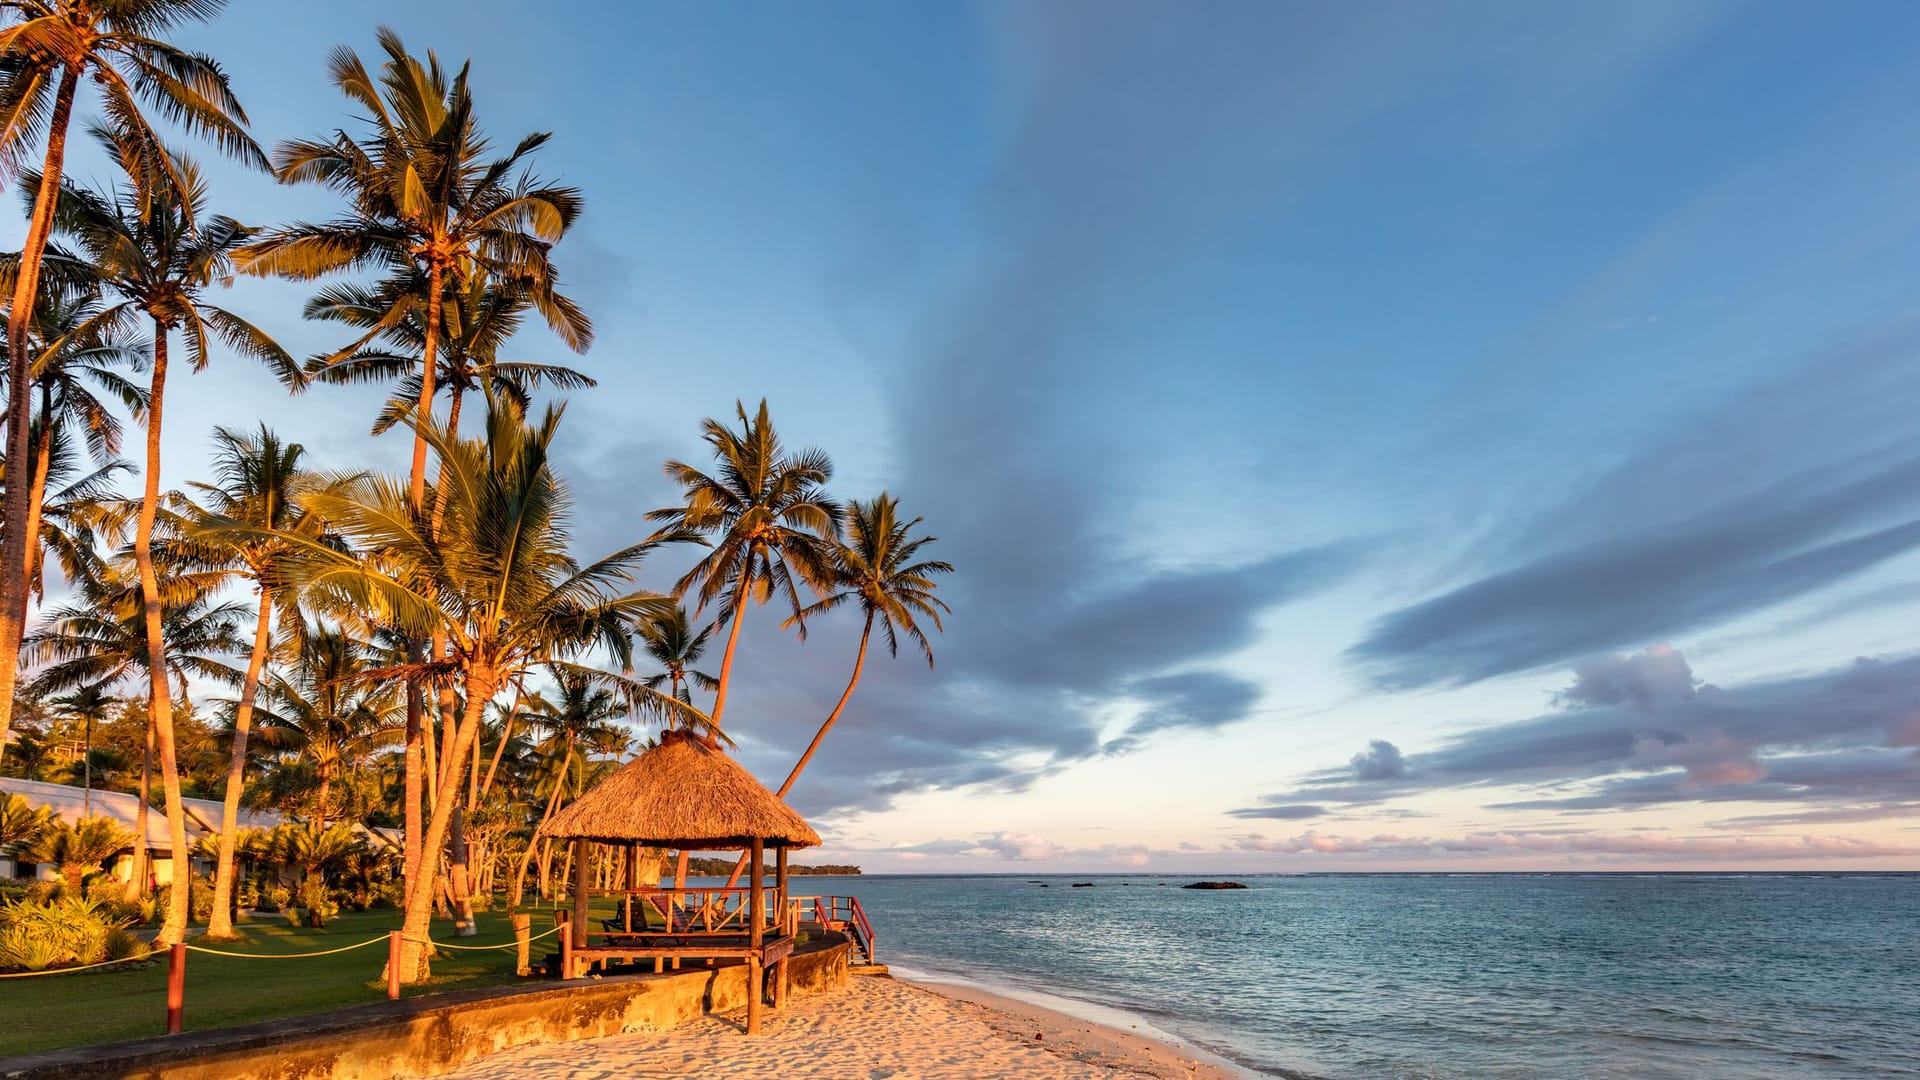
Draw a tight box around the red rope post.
[165,943,186,1034]
[387,931,402,1000]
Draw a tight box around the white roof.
[2,779,288,854]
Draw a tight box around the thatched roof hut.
[540,729,820,851]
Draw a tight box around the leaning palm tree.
[776,495,951,796]
[634,606,718,708]
[254,395,702,982]
[236,30,589,896]
[0,0,265,741]
[0,422,130,604]
[647,399,842,728]
[174,425,325,939]
[40,133,294,944]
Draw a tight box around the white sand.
[439,974,1238,1079]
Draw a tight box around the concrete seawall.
[0,937,852,1080]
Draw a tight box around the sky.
[8,0,1920,871]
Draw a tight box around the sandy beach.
[436,973,1240,1079]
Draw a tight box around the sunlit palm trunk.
[478,683,523,800]
[393,664,492,983]
[706,574,754,729]
[723,611,873,890]
[16,387,56,629]
[138,325,191,945]
[125,717,153,904]
[0,68,80,741]
[436,380,475,935]
[207,591,273,939]
[399,260,443,912]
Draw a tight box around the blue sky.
[12,1,1920,870]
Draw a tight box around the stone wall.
[0,938,852,1080]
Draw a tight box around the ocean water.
[824,873,1920,1079]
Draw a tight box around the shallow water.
[801,873,1920,1079]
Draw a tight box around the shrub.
[295,879,338,928]
[0,895,131,972]
[103,926,150,962]
[155,875,214,923]
[261,884,290,913]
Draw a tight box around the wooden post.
[559,925,572,980]
[165,943,185,1034]
[623,842,638,931]
[570,839,589,951]
[774,845,790,1008]
[747,838,764,1034]
[387,931,402,999]
[512,914,531,976]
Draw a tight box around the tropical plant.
[236,30,590,905]
[23,815,131,893]
[174,424,323,939]
[0,892,133,971]
[647,399,842,728]
[0,790,53,850]
[634,606,718,707]
[0,0,265,746]
[253,397,699,981]
[250,624,403,830]
[0,273,145,616]
[36,131,294,944]
[507,665,630,909]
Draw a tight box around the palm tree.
[506,666,629,908]
[634,606,718,708]
[776,495,951,796]
[49,682,112,815]
[236,30,589,899]
[0,273,146,622]
[0,421,129,604]
[24,815,132,894]
[174,424,323,939]
[0,0,264,742]
[251,625,402,831]
[256,396,699,981]
[41,134,294,944]
[648,399,842,728]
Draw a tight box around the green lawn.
[0,904,599,1057]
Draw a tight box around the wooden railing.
[792,894,875,963]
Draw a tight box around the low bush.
[0,895,132,972]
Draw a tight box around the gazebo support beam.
[775,845,789,1008]
[570,838,590,973]
[747,837,764,1034]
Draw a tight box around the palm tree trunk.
[393,664,491,983]
[138,324,192,946]
[478,683,523,800]
[15,382,55,629]
[125,715,153,903]
[722,612,874,890]
[707,573,755,728]
[207,588,273,939]
[399,259,445,911]
[510,736,570,910]
[0,67,80,743]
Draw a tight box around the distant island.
[683,857,862,876]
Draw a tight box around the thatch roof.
[539,730,821,850]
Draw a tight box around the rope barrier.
[0,955,151,979]
[183,935,391,959]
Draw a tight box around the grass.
[0,903,607,1058]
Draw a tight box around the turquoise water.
[824,873,1919,1079]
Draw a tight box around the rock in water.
[1182,880,1248,890]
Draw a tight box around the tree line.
[0,2,947,983]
